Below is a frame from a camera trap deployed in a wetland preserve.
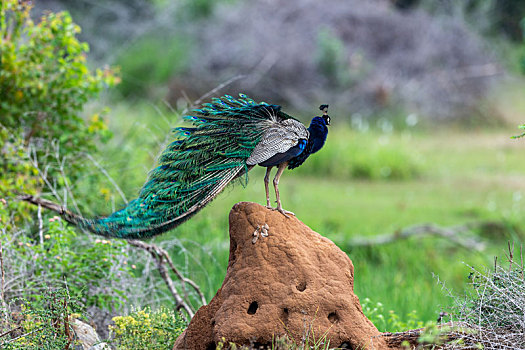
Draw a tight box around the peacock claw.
[266,205,295,218]
[277,208,295,218]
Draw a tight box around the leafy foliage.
[0,201,133,311]
[362,298,425,332]
[315,28,354,88]
[0,126,41,223]
[0,287,84,350]
[108,307,186,350]
[512,123,525,139]
[0,0,118,206]
[0,0,116,143]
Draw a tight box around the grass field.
[86,96,525,332]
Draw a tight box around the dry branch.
[348,224,485,251]
[127,240,207,320]
[380,321,525,349]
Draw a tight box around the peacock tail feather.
[74,94,293,239]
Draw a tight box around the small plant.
[361,298,424,333]
[0,286,84,350]
[108,306,186,350]
[512,123,525,139]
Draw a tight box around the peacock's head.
[319,104,330,126]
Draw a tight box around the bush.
[0,287,84,350]
[0,0,118,209]
[361,298,425,332]
[449,250,525,349]
[0,201,133,312]
[109,307,186,350]
[0,1,117,144]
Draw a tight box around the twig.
[53,141,81,215]
[0,229,7,323]
[29,146,63,203]
[84,153,128,205]
[181,74,246,114]
[38,204,44,247]
[520,245,523,279]
[16,194,78,226]
[505,241,514,272]
[128,240,206,320]
[348,223,485,251]
[163,249,207,306]
[0,326,22,338]
[2,326,45,345]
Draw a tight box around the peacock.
[23,94,330,239]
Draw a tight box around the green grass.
[85,101,525,332]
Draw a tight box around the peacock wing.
[246,119,308,166]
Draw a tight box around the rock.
[71,319,110,350]
[174,202,388,349]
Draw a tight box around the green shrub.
[0,0,117,146]
[1,287,84,350]
[0,199,133,311]
[0,0,118,209]
[109,307,186,350]
[361,298,424,332]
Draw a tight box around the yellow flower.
[99,187,111,201]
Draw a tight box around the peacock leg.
[273,162,294,217]
[264,166,273,208]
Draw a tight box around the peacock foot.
[252,223,270,244]
[276,207,295,218]
[264,203,295,218]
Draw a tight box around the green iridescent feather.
[74,94,292,239]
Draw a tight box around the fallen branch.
[348,224,485,251]
[379,321,522,349]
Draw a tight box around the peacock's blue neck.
[308,116,329,154]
